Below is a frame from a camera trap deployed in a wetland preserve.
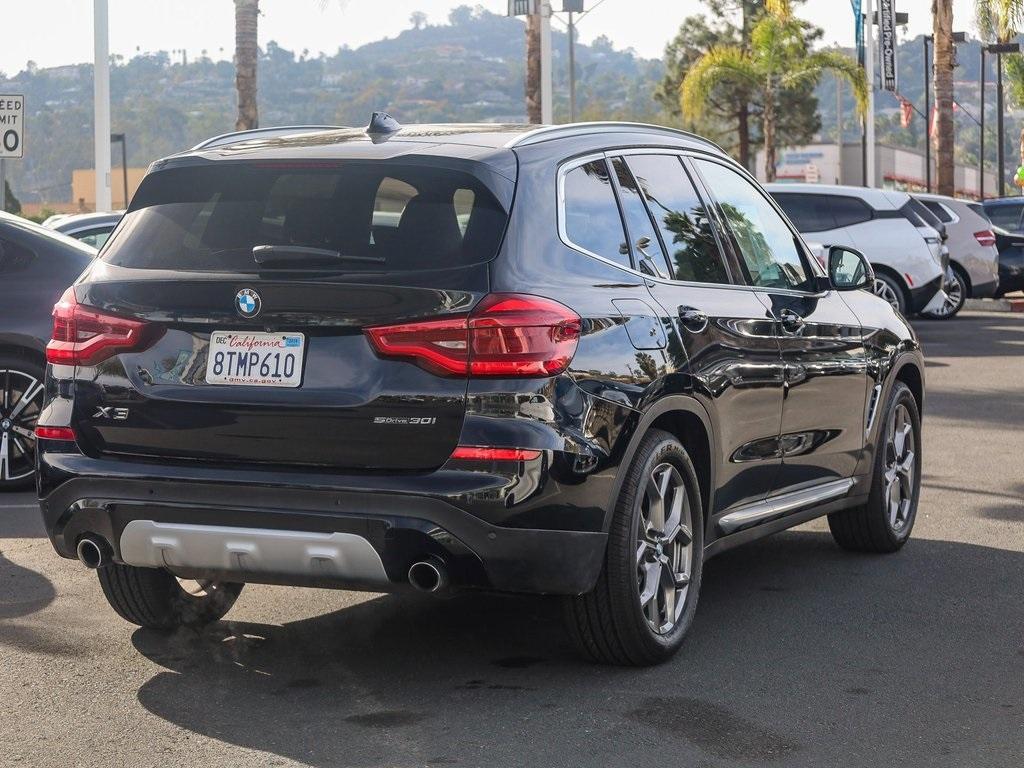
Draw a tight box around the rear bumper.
[970,277,1000,299]
[998,249,1024,295]
[37,455,608,596]
[908,274,944,313]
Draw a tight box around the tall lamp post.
[984,42,1020,196]
[93,0,112,212]
[110,133,128,209]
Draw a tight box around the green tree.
[681,4,866,182]
[657,0,821,170]
[977,0,1024,188]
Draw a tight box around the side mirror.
[828,245,874,291]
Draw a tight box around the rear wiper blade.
[252,245,385,266]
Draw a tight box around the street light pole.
[864,0,876,187]
[980,48,986,198]
[93,0,112,212]
[924,35,931,192]
[111,133,128,208]
[997,53,1005,194]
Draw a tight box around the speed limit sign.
[0,95,24,158]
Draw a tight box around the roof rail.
[505,121,726,153]
[191,125,348,151]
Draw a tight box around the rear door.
[616,152,786,514]
[71,158,512,471]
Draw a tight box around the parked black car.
[0,212,95,489]
[981,197,1024,296]
[37,119,925,665]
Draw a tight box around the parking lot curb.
[965,298,1024,312]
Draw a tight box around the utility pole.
[980,48,986,198]
[93,0,112,212]
[540,0,553,124]
[567,11,577,122]
[864,0,876,187]
[836,74,843,184]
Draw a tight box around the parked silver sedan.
[915,193,1000,318]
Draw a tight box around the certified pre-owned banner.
[879,0,898,92]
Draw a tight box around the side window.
[624,154,730,284]
[562,159,631,269]
[78,230,113,249]
[922,199,953,224]
[771,193,836,233]
[694,159,812,291]
[829,196,873,227]
[610,157,667,271]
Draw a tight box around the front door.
[690,157,869,495]
[610,152,786,515]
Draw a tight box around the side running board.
[717,478,856,534]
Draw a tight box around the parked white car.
[766,183,945,315]
[915,193,1000,317]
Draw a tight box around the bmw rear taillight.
[365,293,581,377]
[974,230,997,248]
[46,287,161,366]
[35,426,76,441]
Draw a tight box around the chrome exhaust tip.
[408,559,448,593]
[76,537,107,569]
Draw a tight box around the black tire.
[920,264,967,320]
[828,382,921,553]
[0,353,46,492]
[564,429,704,666]
[97,563,243,630]
[872,272,908,315]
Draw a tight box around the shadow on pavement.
[130,531,1024,767]
[912,312,1024,358]
[0,551,56,620]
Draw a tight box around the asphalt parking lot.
[1,310,1022,768]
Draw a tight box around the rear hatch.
[67,156,513,471]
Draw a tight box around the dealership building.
[755,143,997,200]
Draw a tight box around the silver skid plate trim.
[717,478,856,534]
[119,521,388,583]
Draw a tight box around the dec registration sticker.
[206,332,306,387]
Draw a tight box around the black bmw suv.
[37,118,924,665]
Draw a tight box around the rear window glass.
[104,163,509,273]
[984,203,1023,232]
[967,202,990,222]
[830,196,873,227]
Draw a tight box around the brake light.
[974,230,997,247]
[35,426,76,441]
[450,446,541,461]
[46,288,161,366]
[365,293,581,377]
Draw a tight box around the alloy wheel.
[883,403,916,531]
[872,277,901,311]
[0,369,45,483]
[635,461,693,635]
[925,266,964,318]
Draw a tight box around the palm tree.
[234,0,259,130]
[933,0,956,196]
[681,3,866,182]
[977,0,1024,188]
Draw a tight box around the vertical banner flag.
[851,0,864,67]
[879,0,898,91]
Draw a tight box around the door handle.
[678,306,709,333]
[778,308,804,333]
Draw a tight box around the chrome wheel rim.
[0,369,44,482]
[636,461,693,635]
[928,267,964,317]
[883,404,916,532]
[872,278,901,311]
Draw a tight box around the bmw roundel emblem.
[235,288,261,318]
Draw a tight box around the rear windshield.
[103,162,509,273]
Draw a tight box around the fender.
[601,394,717,534]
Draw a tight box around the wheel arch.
[892,357,924,416]
[0,341,46,369]
[604,396,716,535]
[871,263,911,308]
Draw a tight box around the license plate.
[206,332,305,387]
